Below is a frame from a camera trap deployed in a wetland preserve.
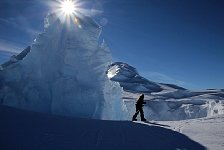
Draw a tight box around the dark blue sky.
[0,0,224,90]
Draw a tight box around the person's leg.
[140,108,146,121]
[132,108,140,121]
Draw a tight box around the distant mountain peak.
[107,62,185,93]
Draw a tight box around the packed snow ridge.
[0,13,126,120]
[107,62,224,121]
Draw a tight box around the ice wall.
[0,13,126,120]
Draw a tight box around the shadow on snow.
[0,105,206,150]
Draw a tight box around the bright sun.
[61,0,75,15]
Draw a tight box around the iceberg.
[0,13,126,120]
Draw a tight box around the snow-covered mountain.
[107,62,185,93]
[107,62,224,121]
[0,46,31,70]
[0,13,126,120]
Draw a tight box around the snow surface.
[0,105,205,150]
[0,13,126,120]
[161,115,224,150]
[108,62,224,121]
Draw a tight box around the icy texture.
[108,62,224,121]
[0,13,125,120]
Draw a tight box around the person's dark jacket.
[136,94,146,108]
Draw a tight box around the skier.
[132,94,147,121]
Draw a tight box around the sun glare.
[51,0,99,26]
[61,0,75,15]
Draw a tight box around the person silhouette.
[132,94,147,121]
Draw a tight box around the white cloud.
[0,16,41,38]
[0,39,24,53]
[13,16,40,37]
[143,71,186,86]
[0,16,41,53]
[0,18,11,24]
